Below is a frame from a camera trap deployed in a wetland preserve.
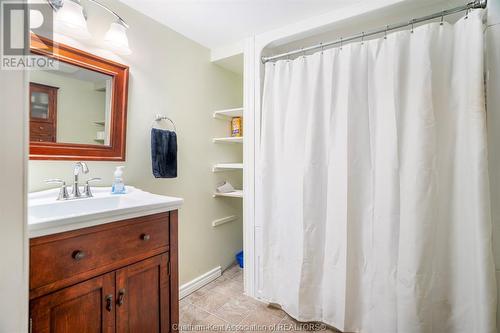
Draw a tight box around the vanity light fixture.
[104,19,131,55]
[47,0,132,55]
[51,0,91,40]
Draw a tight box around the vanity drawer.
[31,133,55,142]
[30,213,169,291]
[30,121,55,142]
[30,121,54,135]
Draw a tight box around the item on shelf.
[96,131,105,140]
[216,181,235,193]
[231,117,243,137]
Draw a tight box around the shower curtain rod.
[261,0,487,63]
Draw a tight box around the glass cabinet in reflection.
[30,83,58,142]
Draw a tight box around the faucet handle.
[45,179,69,201]
[84,178,102,198]
[86,177,102,185]
[45,179,66,185]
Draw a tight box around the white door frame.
[242,36,257,297]
[0,19,29,333]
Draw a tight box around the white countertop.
[28,186,183,238]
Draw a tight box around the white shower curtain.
[259,10,497,333]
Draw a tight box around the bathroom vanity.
[27,24,185,332]
[28,187,183,333]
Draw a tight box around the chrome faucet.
[45,162,101,200]
[72,162,89,198]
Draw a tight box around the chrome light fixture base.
[47,0,63,11]
[48,0,88,18]
[47,0,128,27]
[117,17,129,29]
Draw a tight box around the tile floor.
[179,264,341,333]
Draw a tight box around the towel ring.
[152,114,177,132]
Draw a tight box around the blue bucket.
[236,251,243,268]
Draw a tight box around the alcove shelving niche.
[212,107,243,199]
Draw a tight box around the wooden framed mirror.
[29,34,129,161]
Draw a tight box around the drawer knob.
[117,288,126,306]
[140,233,151,241]
[72,250,86,261]
[105,295,113,312]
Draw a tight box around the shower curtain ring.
[410,19,415,33]
[361,32,365,45]
[340,37,343,50]
[384,25,389,39]
[320,42,324,54]
[440,12,445,26]
[301,48,306,59]
[465,6,470,19]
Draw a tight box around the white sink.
[28,186,183,238]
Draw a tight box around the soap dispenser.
[111,166,126,194]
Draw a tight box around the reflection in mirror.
[29,59,113,146]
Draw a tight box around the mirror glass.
[29,58,113,146]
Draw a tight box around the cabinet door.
[29,83,57,123]
[116,254,170,333]
[30,272,115,333]
[29,83,58,142]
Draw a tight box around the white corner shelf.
[212,163,243,172]
[213,190,243,198]
[213,136,243,144]
[213,107,243,120]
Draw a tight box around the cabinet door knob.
[117,288,126,306]
[105,295,113,312]
[140,233,151,241]
[72,250,86,261]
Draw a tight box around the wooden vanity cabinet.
[29,211,179,333]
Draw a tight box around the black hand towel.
[151,128,177,178]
